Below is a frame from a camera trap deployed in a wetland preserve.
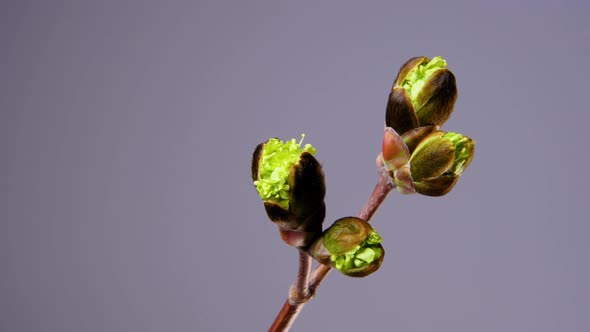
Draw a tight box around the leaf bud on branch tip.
[252,134,326,247]
[386,56,457,135]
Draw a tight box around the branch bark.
[268,249,313,332]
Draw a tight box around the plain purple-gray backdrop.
[2,1,589,331]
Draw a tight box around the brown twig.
[358,168,395,221]
[268,169,395,332]
[268,249,313,332]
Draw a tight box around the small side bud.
[381,127,410,170]
[310,217,385,278]
[385,87,419,135]
[380,127,416,194]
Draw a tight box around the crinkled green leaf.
[330,231,383,272]
[253,134,316,209]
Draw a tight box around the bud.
[406,131,475,196]
[385,87,419,135]
[380,127,415,194]
[309,217,384,277]
[386,56,457,134]
[252,134,326,247]
[381,127,410,170]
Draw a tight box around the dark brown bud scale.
[386,56,458,135]
[414,69,457,127]
[386,87,419,135]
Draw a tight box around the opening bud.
[407,130,475,196]
[252,134,316,209]
[386,56,457,134]
[252,134,326,247]
[311,217,385,277]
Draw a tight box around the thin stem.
[268,249,313,332]
[268,170,395,331]
[268,301,304,332]
[294,249,312,299]
[358,169,395,221]
[309,264,330,293]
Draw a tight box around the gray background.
[2,1,589,331]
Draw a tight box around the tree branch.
[268,169,395,331]
[268,249,313,332]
